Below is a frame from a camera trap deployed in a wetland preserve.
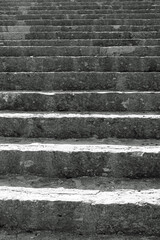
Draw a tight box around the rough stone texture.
[0,0,160,237]
[0,138,160,178]
[0,231,159,240]
[1,25,159,32]
[1,39,159,47]
[0,72,160,91]
[1,13,160,20]
[0,56,160,72]
[0,31,160,40]
[0,179,160,235]
[1,46,160,56]
[0,91,160,111]
[1,19,160,26]
[0,113,160,139]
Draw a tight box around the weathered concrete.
[0,56,160,72]
[1,181,160,235]
[1,46,160,56]
[0,112,160,139]
[1,19,160,26]
[0,91,160,111]
[0,72,159,91]
[0,230,159,240]
[1,39,160,47]
[1,13,160,20]
[0,0,160,237]
[2,9,160,14]
[1,31,159,40]
[0,138,160,178]
[2,24,159,32]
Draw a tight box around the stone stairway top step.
[1,0,159,1]
[0,176,160,234]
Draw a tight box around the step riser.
[0,0,159,2]
[0,195,160,235]
[0,3,158,6]
[0,72,159,91]
[1,14,160,20]
[0,39,159,47]
[0,19,159,27]
[0,32,159,40]
[0,72,157,91]
[0,115,160,139]
[1,19,160,25]
[0,57,159,72]
[2,9,160,13]
[0,46,160,57]
[0,5,158,10]
[0,147,160,178]
[1,9,160,14]
[0,1,159,3]
[2,25,160,32]
[0,92,160,112]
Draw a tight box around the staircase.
[0,0,160,239]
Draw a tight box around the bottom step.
[0,230,159,240]
[0,176,160,236]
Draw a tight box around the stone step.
[0,231,158,240]
[1,138,160,177]
[1,6,158,11]
[0,46,160,57]
[0,39,159,46]
[0,2,158,6]
[0,56,160,72]
[1,31,160,41]
[0,177,160,235]
[0,112,160,139]
[1,19,160,26]
[0,18,159,26]
[0,91,160,112]
[1,13,160,20]
[1,9,160,14]
[2,9,160,13]
[0,72,159,91]
[0,0,159,2]
[2,25,160,32]
[0,0,159,3]
[0,3,158,7]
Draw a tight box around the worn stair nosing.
[0,112,160,118]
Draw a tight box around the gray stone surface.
[0,231,159,240]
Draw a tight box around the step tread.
[0,112,160,118]
[0,176,160,235]
[0,231,158,240]
[0,176,160,203]
[0,90,160,93]
[0,137,160,152]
